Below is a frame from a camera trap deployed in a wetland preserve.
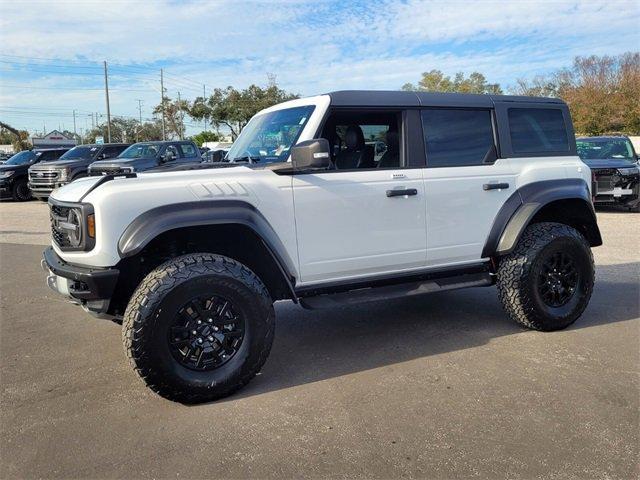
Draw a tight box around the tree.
[512,52,640,135]
[0,121,31,151]
[154,96,190,140]
[402,70,502,94]
[191,130,223,146]
[84,117,163,143]
[190,83,299,140]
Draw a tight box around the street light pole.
[136,99,143,142]
[103,61,112,142]
[160,68,166,140]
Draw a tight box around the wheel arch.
[108,201,298,316]
[483,179,603,258]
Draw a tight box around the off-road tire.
[496,222,595,331]
[12,179,31,201]
[122,253,275,403]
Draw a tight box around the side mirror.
[291,139,331,171]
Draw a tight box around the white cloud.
[0,0,638,133]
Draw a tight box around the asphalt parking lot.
[0,201,638,479]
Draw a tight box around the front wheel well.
[108,224,295,317]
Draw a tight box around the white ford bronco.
[43,91,602,403]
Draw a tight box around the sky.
[0,0,638,137]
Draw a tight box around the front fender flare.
[117,200,297,280]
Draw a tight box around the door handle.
[483,182,510,191]
[386,188,418,197]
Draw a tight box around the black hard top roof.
[132,140,193,145]
[326,90,565,108]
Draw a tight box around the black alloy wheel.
[168,295,245,371]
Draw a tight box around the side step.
[299,272,493,309]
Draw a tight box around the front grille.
[593,168,617,176]
[29,170,59,183]
[92,166,129,175]
[596,176,615,191]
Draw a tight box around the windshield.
[4,150,37,166]
[60,146,100,160]
[118,143,160,159]
[226,105,315,164]
[576,138,636,162]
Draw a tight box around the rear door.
[292,109,427,285]
[421,107,515,267]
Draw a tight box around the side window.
[321,111,402,170]
[101,146,123,159]
[421,109,496,167]
[165,145,179,160]
[179,143,197,158]
[508,108,569,154]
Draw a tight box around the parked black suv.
[576,135,640,211]
[88,140,202,175]
[0,148,70,201]
[28,143,130,199]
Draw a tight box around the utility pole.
[136,99,143,142]
[177,91,183,140]
[160,68,166,140]
[203,84,207,132]
[72,109,77,139]
[103,61,112,142]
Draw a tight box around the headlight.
[50,202,95,251]
[0,171,14,178]
[58,167,70,181]
[617,167,639,176]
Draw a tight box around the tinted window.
[119,143,160,159]
[60,146,99,159]
[508,108,569,153]
[421,109,495,167]
[4,151,36,166]
[102,146,127,159]
[179,143,197,158]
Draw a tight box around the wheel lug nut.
[191,330,197,335]
[197,338,203,344]
[197,320,202,324]
[208,336,214,341]
[208,318,213,323]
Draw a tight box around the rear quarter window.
[508,108,569,154]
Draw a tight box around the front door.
[292,110,427,285]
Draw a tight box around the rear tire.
[122,253,275,403]
[12,179,31,201]
[496,222,595,331]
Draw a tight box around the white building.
[31,130,77,149]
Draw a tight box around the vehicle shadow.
[217,261,639,403]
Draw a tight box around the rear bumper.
[42,246,119,317]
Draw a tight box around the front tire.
[122,253,275,403]
[12,179,31,201]
[496,222,595,331]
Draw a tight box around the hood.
[583,158,638,170]
[0,163,27,173]
[90,158,158,171]
[49,175,104,202]
[32,158,92,169]
[52,164,251,203]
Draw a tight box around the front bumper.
[42,246,119,317]
[0,178,14,197]
[28,181,69,197]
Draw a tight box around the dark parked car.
[0,148,70,201]
[88,140,202,175]
[28,143,130,199]
[577,135,640,211]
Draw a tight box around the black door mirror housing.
[291,139,331,171]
